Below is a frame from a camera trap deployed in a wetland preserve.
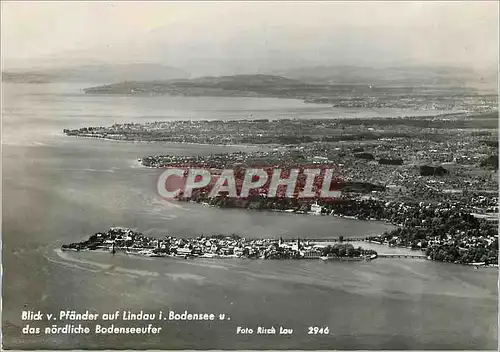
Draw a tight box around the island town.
[61,227,378,261]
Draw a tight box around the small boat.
[147,253,166,258]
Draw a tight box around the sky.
[1,1,498,75]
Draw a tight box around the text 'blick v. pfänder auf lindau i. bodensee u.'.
[20,310,232,335]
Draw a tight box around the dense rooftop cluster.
[140,129,498,203]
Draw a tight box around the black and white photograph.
[1,1,498,350]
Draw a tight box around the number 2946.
[308,326,329,334]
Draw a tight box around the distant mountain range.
[178,74,301,86]
[2,63,189,83]
[4,64,496,93]
[274,65,497,91]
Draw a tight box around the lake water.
[1,83,498,350]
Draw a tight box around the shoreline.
[81,89,491,116]
[64,134,267,149]
[181,198,394,225]
[59,242,499,268]
[60,246,376,262]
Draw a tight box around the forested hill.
[83,74,305,96]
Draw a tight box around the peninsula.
[82,74,497,112]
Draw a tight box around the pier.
[377,254,427,259]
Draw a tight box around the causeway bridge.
[377,253,427,259]
[282,237,367,243]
